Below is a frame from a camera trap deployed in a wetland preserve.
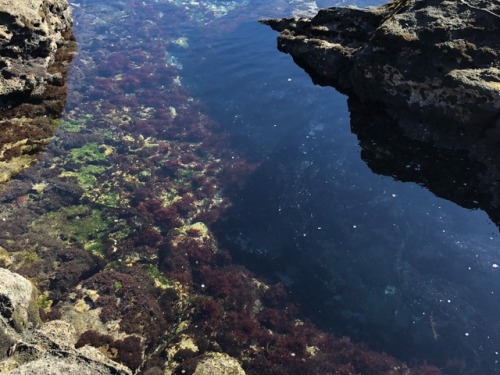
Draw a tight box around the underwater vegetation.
[0,0,461,374]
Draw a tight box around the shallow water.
[2,0,500,373]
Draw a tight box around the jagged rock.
[263,0,500,131]
[0,0,75,183]
[0,0,72,100]
[0,269,131,374]
[1,319,133,374]
[263,0,500,228]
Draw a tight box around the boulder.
[0,267,40,334]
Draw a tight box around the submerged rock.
[0,0,75,183]
[263,0,500,227]
[192,352,246,375]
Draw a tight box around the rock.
[193,352,246,375]
[1,319,133,374]
[263,0,500,228]
[171,352,246,375]
[262,0,500,130]
[4,349,132,375]
[0,0,72,100]
[0,268,40,367]
[0,0,76,183]
[0,268,131,374]
[0,267,40,334]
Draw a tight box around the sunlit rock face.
[263,0,500,228]
[0,0,75,183]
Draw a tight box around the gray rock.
[0,267,40,334]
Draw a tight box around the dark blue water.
[11,0,499,373]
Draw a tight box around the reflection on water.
[0,0,499,374]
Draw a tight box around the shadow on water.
[348,96,500,230]
[217,136,500,373]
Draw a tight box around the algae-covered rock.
[192,352,246,375]
[0,269,130,374]
[0,0,75,183]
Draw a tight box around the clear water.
[2,0,500,373]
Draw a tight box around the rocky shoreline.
[263,0,500,228]
[0,0,75,183]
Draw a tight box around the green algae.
[37,290,53,313]
[56,114,94,133]
[71,142,108,163]
[147,264,177,290]
[32,205,116,258]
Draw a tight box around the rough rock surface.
[188,352,246,375]
[263,0,499,130]
[0,267,40,333]
[0,268,132,375]
[263,0,500,227]
[0,0,75,183]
